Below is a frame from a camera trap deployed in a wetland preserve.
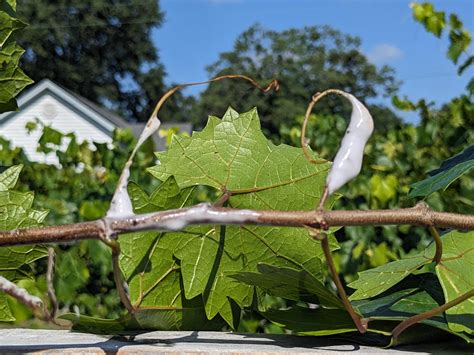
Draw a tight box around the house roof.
[0,79,193,150]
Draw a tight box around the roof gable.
[0,79,130,134]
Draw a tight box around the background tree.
[17,0,189,122]
[195,24,401,139]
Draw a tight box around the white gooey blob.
[106,117,161,218]
[106,169,134,218]
[133,203,261,232]
[326,93,374,195]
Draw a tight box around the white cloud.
[367,44,404,64]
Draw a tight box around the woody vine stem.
[0,75,473,342]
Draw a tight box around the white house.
[0,79,191,163]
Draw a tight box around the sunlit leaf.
[0,165,48,322]
[133,109,336,326]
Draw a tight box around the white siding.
[0,94,112,164]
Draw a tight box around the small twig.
[429,226,443,264]
[0,275,43,314]
[415,201,443,264]
[214,187,232,207]
[391,288,474,344]
[310,229,368,333]
[46,247,58,320]
[102,238,134,314]
[301,89,347,164]
[318,186,329,210]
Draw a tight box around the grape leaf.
[0,165,48,322]
[230,263,344,309]
[349,231,474,335]
[262,306,359,336]
[0,164,22,191]
[409,145,474,197]
[0,1,25,48]
[0,293,14,322]
[119,177,225,330]
[435,231,474,334]
[348,248,433,301]
[354,273,473,344]
[145,108,336,326]
[148,107,332,209]
[0,7,32,109]
[60,305,225,333]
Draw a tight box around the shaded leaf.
[120,177,224,330]
[230,263,343,309]
[458,55,474,75]
[263,306,359,336]
[429,144,474,176]
[354,273,473,343]
[350,231,474,335]
[60,305,225,333]
[409,145,474,197]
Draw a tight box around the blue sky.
[153,0,473,123]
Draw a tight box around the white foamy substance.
[137,203,261,231]
[106,117,162,218]
[326,93,374,194]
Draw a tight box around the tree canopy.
[17,0,189,122]
[195,24,402,138]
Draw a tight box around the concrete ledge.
[0,329,472,354]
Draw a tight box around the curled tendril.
[149,75,279,121]
[301,89,347,165]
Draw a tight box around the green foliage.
[411,2,472,72]
[16,0,192,121]
[349,230,473,336]
[0,125,159,320]
[409,145,474,197]
[0,0,33,113]
[233,231,473,344]
[0,165,48,322]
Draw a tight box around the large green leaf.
[409,145,474,197]
[148,108,331,207]
[145,108,335,326]
[230,263,344,309]
[0,165,48,322]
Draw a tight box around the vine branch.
[0,202,472,247]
